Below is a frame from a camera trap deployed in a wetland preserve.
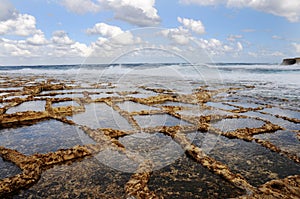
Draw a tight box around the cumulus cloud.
[86,23,124,37]
[180,0,300,22]
[248,50,285,58]
[102,0,161,26]
[0,34,92,64]
[161,27,191,45]
[0,2,93,63]
[26,30,48,45]
[192,37,245,57]
[93,37,108,46]
[0,38,31,57]
[60,0,100,14]
[180,0,223,6]
[160,24,243,58]
[111,31,140,45]
[59,0,160,26]
[227,0,300,22]
[0,13,38,36]
[177,17,205,34]
[195,38,224,55]
[86,22,141,48]
[51,31,74,45]
[70,42,92,57]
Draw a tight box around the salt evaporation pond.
[0,120,95,155]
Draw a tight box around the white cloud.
[70,42,92,57]
[51,31,74,45]
[292,43,300,54]
[227,34,243,42]
[0,34,93,64]
[180,0,224,6]
[0,2,93,63]
[93,37,108,46]
[99,0,161,26]
[180,0,300,22]
[161,27,191,45]
[0,13,38,36]
[0,38,31,57]
[236,42,243,51]
[193,37,244,56]
[86,23,124,37]
[60,0,101,14]
[248,50,285,59]
[59,0,160,26]
[177,17,205,34]
[160,24,244,57]
[227,0,300,22]
[272,35,283,40]
[26,30,48,45]
[111,31,140,45]
[87,23,141,47]
[269,51,284,57]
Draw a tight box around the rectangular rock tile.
[192,133,300,186]
[0,120,95,155]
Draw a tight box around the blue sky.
[0,0,300,65]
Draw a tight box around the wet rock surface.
[0,157,22,180]
[0,74,299,198]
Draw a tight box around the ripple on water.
[119,132,184,171]
[6,100,46,114]
[241,111,300,131]
[148,155,245,198]
[54,93,84,99]
[0,120,95,155]
[262,107,300,120]
[52,101,80,107]
[211,118,265,132]
[134,114,190,128]
[16,157,131,198]
[177,108,231,117]
[206,102,237,111]
[193,133,300,186]
[68,103,133,130]
[254,130,300,157]
[89,93,118,100]
[117,101,160,112]
[0,157,22,179]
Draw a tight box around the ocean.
[1,63,299,103]
[0,63,299,198]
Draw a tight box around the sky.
[0,0,300,65]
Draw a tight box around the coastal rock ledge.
[281,57,300,65]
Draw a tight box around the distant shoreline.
[0,62,278,68]
[281,57,300,65]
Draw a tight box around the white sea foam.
[1,63,299,86]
